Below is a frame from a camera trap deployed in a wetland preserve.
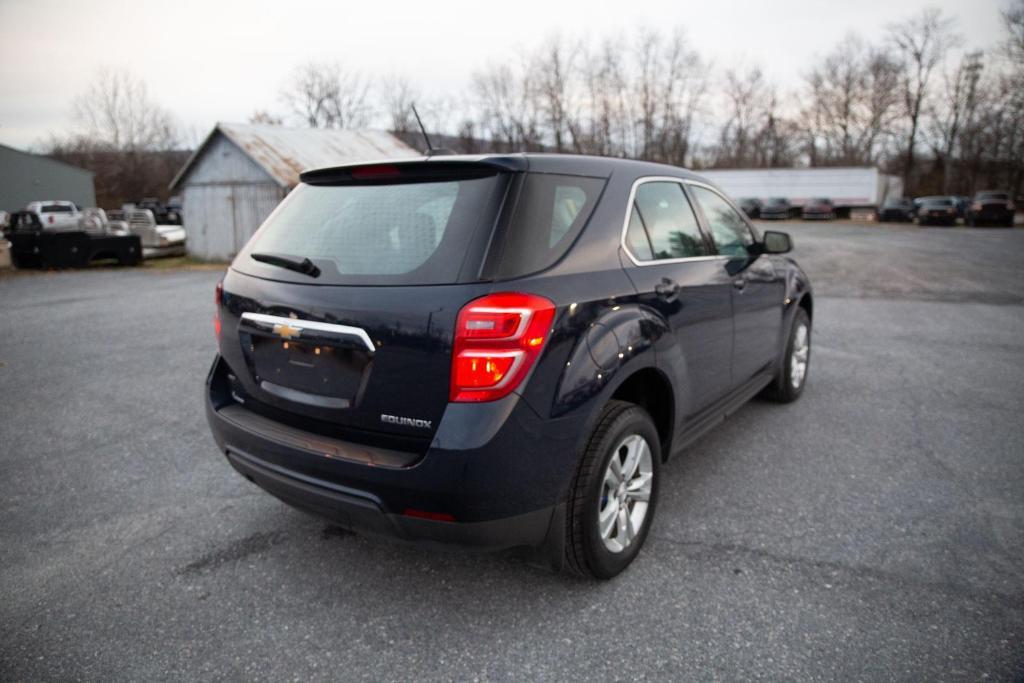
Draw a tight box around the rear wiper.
[250,252,321,278]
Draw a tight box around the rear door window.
[627,181,709,261]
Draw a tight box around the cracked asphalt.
[1,223,1023,680]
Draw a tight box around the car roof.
[301,153,709,183]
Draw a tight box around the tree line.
[46,2,1024,204]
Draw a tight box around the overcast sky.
[0,0,1009,150]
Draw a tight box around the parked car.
[165,196,183,225]
[953,195,971,219]
[79,208,130,235]
[759,197,792,220]
[916,196,959,226]
[5,210,142,268]
[878,198,916,222]
[25,200,81,230]
[131,198,182,226]
[801,197,835,220]
[108,208,186,258]
[205,154,814,579]
[967,191,1015,227]
[737,197,762,219]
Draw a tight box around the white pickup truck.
[25,200,81,230]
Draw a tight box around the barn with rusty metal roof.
[170,123,417,260]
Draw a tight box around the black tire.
[762,307,811,403]
[564,400,661,580]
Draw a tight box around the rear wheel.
[564,400,660,579]
[762,307,811,403]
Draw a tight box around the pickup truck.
[107,209,187,258]
[25,200,81,230]
[5,210,142,268]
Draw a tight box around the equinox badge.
[381,414,432,429]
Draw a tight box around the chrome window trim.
[619,176,758,267]
[240,312,375,352]
[619,176,726,267]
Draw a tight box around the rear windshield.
[977,192,1009,201]
[41,204,74,213]
[923,198,953,206]
[241,175,503,285]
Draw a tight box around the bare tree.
[888,8,960,188]
[381,74,419,135]
[715,67,768,167]
[927,51,983,192]
[248,110,283,125]
[532,35,582,152]
[70,67,179,152]
[800,36,901,166]
[44,68,183,207]
[471,60,543,151]
[280,61,372,129]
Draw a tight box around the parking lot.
[1,222,1023,680]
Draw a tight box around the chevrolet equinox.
[206,154,813,579]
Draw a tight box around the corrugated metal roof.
[170,123,418,190]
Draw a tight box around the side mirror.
[762,230,792,254]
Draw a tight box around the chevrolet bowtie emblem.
[272,322,303,339]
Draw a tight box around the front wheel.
[762,307,811,403]
[564,401,661,579]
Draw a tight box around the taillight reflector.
[450,292,555,402]
[214,280,224,341]
[403,508,456,523]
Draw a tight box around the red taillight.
[450,292,556,402]
[48,215,54,224]
[214,281,223,341]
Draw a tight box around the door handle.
[655,278,680,301]
[732,277,747,291]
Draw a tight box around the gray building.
[169,123,417,260]
[0,144,96,212]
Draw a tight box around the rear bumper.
[143,243,187,259]
[224,447,559,550]
[969,209,1014,224]
[205,355,582,552]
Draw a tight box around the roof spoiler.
[300,157,528,186]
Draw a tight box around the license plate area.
[250,335,368,400]
[237,313,375,411]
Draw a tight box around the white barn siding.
[179,136,284,260]
[171,124,418,260]
[182,183,282,260]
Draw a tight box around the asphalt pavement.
[1,223,1022,681]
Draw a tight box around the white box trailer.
[695,167,903,209]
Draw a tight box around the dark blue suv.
[206,154,813,579]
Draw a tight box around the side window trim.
[619,176,723,267]
[682,180,760,254]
